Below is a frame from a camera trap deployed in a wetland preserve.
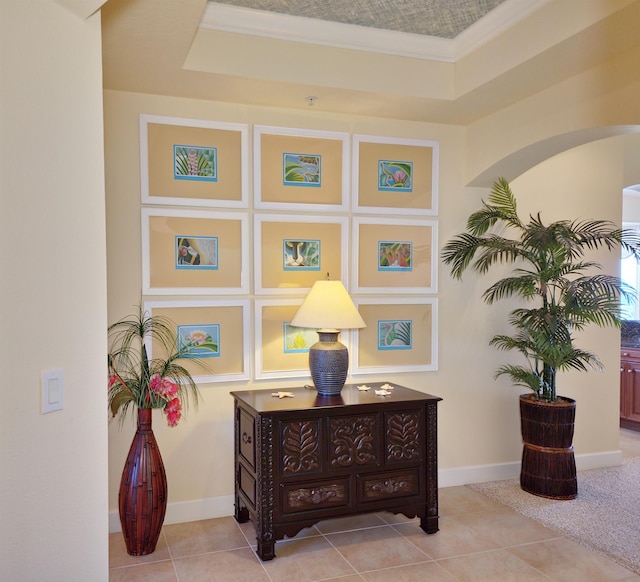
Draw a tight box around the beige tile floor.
[109,429,640,581]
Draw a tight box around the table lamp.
[290,279,366,397]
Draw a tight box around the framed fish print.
[142,208,249,295]
[143,299,251,383]
[140,114,249,208]
[351,297,438,374]
[254,125,349,212]
[254,214,348,295]
[352,216,437,294]
[352,134,438,215]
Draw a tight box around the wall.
[104,88,631,529]
[0,1,109,580]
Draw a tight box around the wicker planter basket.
[519,393,577,500]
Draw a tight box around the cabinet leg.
[420,515,439,534]
[256,540,275,561]
[234,503,249,523]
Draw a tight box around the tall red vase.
[119,407,168,555]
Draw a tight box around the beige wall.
[0,0,109,579]
[104,88,636,529]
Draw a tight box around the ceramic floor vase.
[519,393,577,500]
[118,407,168,555]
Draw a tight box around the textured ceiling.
[213,0,508,39]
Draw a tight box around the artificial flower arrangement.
[108,307,215,427]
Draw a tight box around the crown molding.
[201,0,550,62]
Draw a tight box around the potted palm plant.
[442,178,640,499]
[108,307,215,555]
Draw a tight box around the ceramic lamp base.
[309,330,348,397]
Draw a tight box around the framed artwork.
[140,114,249,208]
[351,297,438,374]
[254,298,354,380]
[352,217,437,294]
[142,208,249,295]
[143,299,251,383]
[352,134,438,215]
[254,214,348,295]
[254,125,349,212]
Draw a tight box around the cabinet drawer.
[239,409,255,468]
[358,469,421,503]
[281,478,350,514]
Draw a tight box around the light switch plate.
[42,369,64,414]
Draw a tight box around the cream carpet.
[469,457,640,574]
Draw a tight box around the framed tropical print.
[140,114,249,208]
[143,299,251,383]
[142,208,249,295]
[352,216,437,294]
[254,125,349,212]
[352,134,438,215]
[351,297,438,374]
[254,214,348,295]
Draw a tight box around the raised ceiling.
[101,0,640,124]
[212,0,508,39]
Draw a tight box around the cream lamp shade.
[290,280,365,397]
[289,280,366,330]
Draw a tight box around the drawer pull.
[242,432,252,444]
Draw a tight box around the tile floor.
[109,429,640,581]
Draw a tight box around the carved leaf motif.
[282,420,320,474]
[387,412,420,461]
[329,415,378,467]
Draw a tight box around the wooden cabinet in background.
[231,383,441,561]
[620,348,640,430]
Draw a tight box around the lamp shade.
[289,280,366,330]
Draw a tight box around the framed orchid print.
[143,299,251,383]
[352,134,438,215]
[351,297,438,374]
[254,125,349,212]
[352,216,437,294]
[142,208,249,295]
[254,214,348,295]
[140,114,249,208]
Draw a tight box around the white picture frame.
[143,299,251,384]
[351,297,438,375]
[142,207,249,295]
[352,134,439,216]
[254,125,350,212]
[140,114,249,209]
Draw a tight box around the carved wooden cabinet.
[231,383,441,560]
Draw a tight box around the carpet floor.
[469,457,640,574]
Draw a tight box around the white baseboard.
[109,494,235,533]
[109,450,624,532]
[437,449,623,489]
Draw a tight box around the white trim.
[109,494,235,533]
[438,449,623,488]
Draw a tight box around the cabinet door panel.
[628,366,640,422]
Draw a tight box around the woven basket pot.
[118,408,168,555]
[519,393,577,500]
